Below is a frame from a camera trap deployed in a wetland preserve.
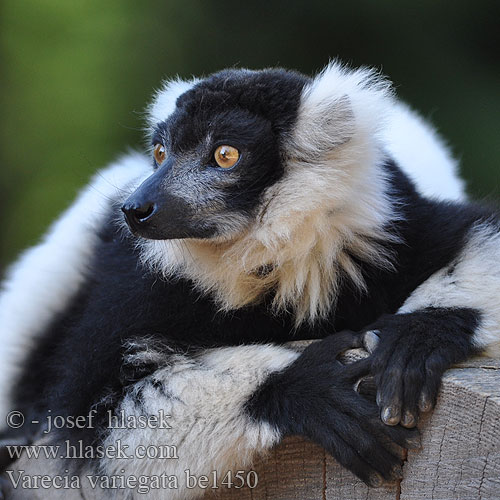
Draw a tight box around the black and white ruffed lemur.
[0,62,497,499]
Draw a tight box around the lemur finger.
[353,435,404,483]
[363,329,381,353]
[400,409,418,429]
[401,398,419,429]
[375,420,421,451]
[418,390,433,413]
[370,330,398,378]
[349,395,421,450]
[356,376,378,400]
[305,396,407,483]
[419,352,448,411]
[347,428,405,482]
[321,404,404,481]
[377,358,405,426]
[400,357,427,428]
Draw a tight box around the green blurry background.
[1,0,499,272]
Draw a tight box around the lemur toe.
[418,392,433,413]
[363,329,381,353]
[381,405,401,426]
[400,410,417,428]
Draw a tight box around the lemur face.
[122,69,309,240]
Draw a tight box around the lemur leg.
[364,223,500,428]
[4,343,299,500]
[95,342,297,500]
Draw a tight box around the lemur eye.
[214,145,239,169]
[153,143,166,165]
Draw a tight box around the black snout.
[121,201,156,226]
[121,163,218,240]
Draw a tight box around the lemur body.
[1,64,497,499]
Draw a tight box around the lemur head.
[123,63,396,322]
[123,68,310,240]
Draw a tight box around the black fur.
[333,160,494,332]
[162,68,310,154]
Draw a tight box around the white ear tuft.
[147,77,199,129]
[292,62,394,158]
[292,94,355,159]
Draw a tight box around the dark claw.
[381,406,401,426]
[418,392,433,413]
[401,410,417,428]
[369,473,384,488]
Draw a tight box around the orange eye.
[153,143,166,165]
[214,145,239,169]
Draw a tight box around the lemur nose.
[121,201,156,225]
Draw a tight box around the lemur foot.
[361,308,478,428]
[247,331,420,487]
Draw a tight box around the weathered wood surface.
[215,357,500,500]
